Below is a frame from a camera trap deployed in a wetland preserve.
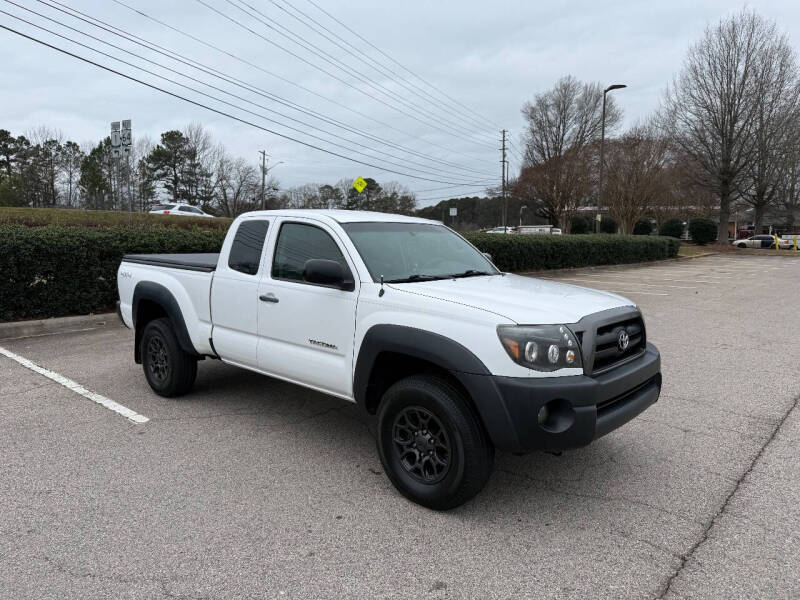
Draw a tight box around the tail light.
[164,210,170,214]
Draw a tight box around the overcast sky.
[3,0,800,206]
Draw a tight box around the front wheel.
[376,375,494,510]
[737,243,746,248]
[141,317,197,397]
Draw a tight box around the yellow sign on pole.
[353,177,367,194]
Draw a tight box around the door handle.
[259,293,279,303]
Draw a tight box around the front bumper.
[461,343,661,453]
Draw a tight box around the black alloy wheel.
[147,335,170,383]
[392,406,451,484]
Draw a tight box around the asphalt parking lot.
[2,253,799,599]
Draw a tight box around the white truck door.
[210,218,271,367]
[256,219,359,398]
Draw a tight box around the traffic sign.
[449,207,457,217]
[353,176,367,194]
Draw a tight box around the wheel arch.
[354,325,521,451]
[132,281,200,364]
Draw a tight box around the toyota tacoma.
[117,210,661,509]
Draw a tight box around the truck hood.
[388,273,634,324]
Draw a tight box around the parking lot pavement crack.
[41,554,147,586]
[654,392,800,599]
[608,526,683,561]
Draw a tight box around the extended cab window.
[228,220,269,275]
[272,223,346,282]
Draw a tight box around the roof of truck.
[240,209,438,225]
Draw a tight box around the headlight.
[497,325,583,372]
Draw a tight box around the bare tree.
[215,153,259,217]
[778,110,800,227]
[183,122,218,206]
[740,39,800,230]
[664,10,790,241]
[604,123,670,234]
[518,76,622,228]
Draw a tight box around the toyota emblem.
[617,329,630,352]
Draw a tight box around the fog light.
[547,344,559,364]
[537,404,550,425]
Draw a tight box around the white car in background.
[484,226,516,234]
[149,203,214,218]
[732,235,790,249]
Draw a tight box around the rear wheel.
[376,375,494,510]
[141,317,197,397]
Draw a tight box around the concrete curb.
[0,312,120,341]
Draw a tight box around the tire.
[737,243,746,248]
[376,375,494,510]
[140,317,197,397]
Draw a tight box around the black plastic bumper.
[460,343,661,453]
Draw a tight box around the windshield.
[342,222,498,283]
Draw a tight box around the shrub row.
[0,224,227,322]
[0,206,232,230]
[0,224,679,322]
[464,233,680,272]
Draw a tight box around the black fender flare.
[132,281,199,363]
[353,324,521,451]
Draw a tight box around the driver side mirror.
[482,252,493,263]
[303,259,355,291]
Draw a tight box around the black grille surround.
[568,306,647,377]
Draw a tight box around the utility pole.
[501,129,508,232]
[259,150,267,211]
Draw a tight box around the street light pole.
[519,205,527,228]
[597,84,626,233]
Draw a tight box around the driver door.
[256,219,359,398]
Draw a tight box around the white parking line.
[0,345,149,424]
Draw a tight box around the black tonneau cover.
[122,253,219,272]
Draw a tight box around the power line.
[37,0,497,179]
[228,0,496,144]
[194,0,497,151]
[5,11,491,185]
[304,0,503,132]
[0,23,496,186]
[416,191,495,204]
[107,0,494,167]
[269,0,497,135]
[411,183,492,194]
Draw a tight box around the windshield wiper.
[450,269,493,279]
[384,274,447,284]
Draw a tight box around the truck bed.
[122,253,219,272]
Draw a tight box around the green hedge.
[0,206,232,230]
[464,233,680,272]
[0,224,226,322]
[0,224,680,322]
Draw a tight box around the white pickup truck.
[117,210,661,509]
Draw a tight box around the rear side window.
[228,220,269,275]
[272,223,346,282]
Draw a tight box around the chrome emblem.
[617,329,630,352]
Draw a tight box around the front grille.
[591,315,646,375]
